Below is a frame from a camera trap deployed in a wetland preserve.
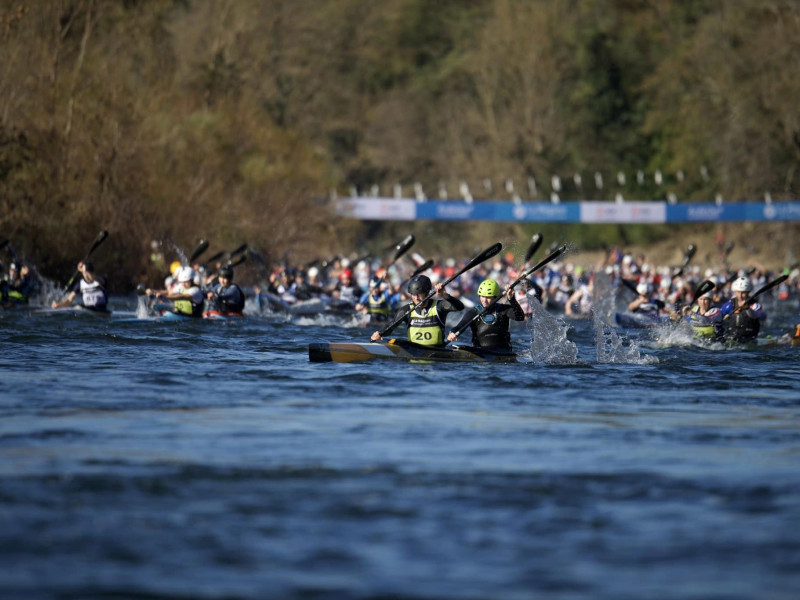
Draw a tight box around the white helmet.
[177,266,195,283]
[636,282,650,295]
[731,276,752,292]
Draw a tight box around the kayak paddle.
[685,279,716,311]
[187,238,210,265]
[387,234,415,267]
[671,243,696,279]
[64,230,109,291]
[523,233,543,264]
[205,243,248,266]
[384,259,434,294]
[448,244,567,341]
[378,242,503,338]
[735,274,788,313]
[226,254,247,268]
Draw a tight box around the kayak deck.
[309,339,517,363]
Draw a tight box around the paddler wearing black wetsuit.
[447,278,524,351]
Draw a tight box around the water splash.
[594,318,657,364]
[525,298,580,364]
[136,295,152,319]
[593,272,657,364]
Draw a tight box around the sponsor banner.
[496,202,580,222]
[415,201,484,221]
[754,201,800,221]
[668,202,800,222]
[336,198,417,221]
[337,198,800,223]
[415,201,580,222]
[668,203,747,222]
[580,202,666,223]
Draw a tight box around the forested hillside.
[1,1,799,286]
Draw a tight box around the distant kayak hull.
[614,312,671,328]
[309,339,517,363]
[203,310,244,320]
[29,306,112,317]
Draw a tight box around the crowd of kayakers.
[2,232,799,346]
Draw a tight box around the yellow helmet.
[477,279,501,298]
[169,260,182,275]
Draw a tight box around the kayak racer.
[446,279,524,351]
[370,274,464,346]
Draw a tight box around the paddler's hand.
[435,282,448,298]
[370,331,383,342]
[447,332,458,342]
[506,285,514,300]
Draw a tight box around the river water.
[1,292,799,600]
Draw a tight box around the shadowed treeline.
[1,1,799,288]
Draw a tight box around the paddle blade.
[462,242,502,273]
[682,243,697,267]
[247,248,268,267]
[391,234,415,264]
[188,239,210,264]
[621,278,639,295]
[86,230,109,259]
[524,233,543,264]
[412,259,434,277]
[206,250,226,264]
[693,279,715,299]
[230,243,248,258]
[227,254,247,268]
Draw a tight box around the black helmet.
[219,266,234,280]
[407,274,432,295]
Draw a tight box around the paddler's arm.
[371,304,410,341]
[51,290,77,309]
[447,308,477,342]
[504,287,525,321]
[435,282,464,311]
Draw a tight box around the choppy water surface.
[1,297,799,600]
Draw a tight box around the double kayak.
[308,339,517,363]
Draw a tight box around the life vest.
[634,299,661,316]
[726,310,760,342]
[214,284,245,313]
[723,300,762,343]
[471,306,512,350]
[367,292,392,317]
[338,285,358,305]
[80,278,108,309]
[687,305,719,339]
[173,284,203,317]
[8,289,28,304]
[408,301,444,346]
